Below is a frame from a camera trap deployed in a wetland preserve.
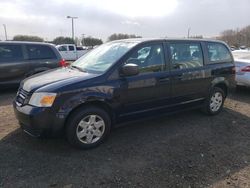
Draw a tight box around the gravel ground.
[0,88,250,188]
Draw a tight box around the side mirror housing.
[120,63,139,77]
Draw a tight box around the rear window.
[27,45,56,60]
[207,42,233,63]
[0,44,24,62]
[68,46,75,51]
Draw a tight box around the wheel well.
[214,83,228,96]
[64,100,114,129]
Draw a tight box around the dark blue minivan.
[13,38,236,149]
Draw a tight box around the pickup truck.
[56,44,88,61]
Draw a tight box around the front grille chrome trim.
[16,101,22,107]
[15,88,31,107]
[19,93,25,99]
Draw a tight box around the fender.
[57,85,115,117]
[208,77,229,96]
[211,77,229,87]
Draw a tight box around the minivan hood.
[22,67,98,92]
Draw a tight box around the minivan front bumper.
[13,102,65,137]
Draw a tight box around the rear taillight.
[241,66,250,72]
[59,59,69,67]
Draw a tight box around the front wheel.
[66,106,111,149]
[202,87,225,115]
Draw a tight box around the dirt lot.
[0,88,250,188]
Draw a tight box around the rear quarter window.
[68,46,75,51]
[0,44,24,62]
[207,42,233,63]
[27,45,57,60]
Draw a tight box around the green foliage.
[13,35,44,42]
[107,33,142,41]
[52,36,75,45]
[82,37,103,47]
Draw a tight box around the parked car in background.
[230,46,236,51]
[56,44,88,61]
[0,41,66,87]
[13,38,235,149]
[232,50,250,87]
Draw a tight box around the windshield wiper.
[70,65,87,72]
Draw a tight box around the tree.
[52,36,75,45]
[107,33,142,41]
[217,25,250,48]
[190,35,203,39]
[13,35,44,42]
[82,37,103,47]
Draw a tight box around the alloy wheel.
[76,115,105,144]
[210,92,223,112]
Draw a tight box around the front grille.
[16,88,31,106]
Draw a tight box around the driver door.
[117,42,171,119]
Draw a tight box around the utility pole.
[66,16,78,40]
[187,27,191,38]
[3,24,7,41]
[82,34,85,46]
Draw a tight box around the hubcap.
[210,92,223,112]
[76,115,105,144]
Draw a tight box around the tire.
[66,106,111,149]
[202,87,225,115]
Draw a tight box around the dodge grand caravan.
[13,38,235,149]
[0,41,66,87]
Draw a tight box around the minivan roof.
[111,38,224,43]
[56,44,75,46]
[0,38,226,46]
[0,41,55,46]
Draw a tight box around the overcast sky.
[0,0,250,41]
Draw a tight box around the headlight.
[29,92,57,107]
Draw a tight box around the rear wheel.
[202,87,225,115]
[66,106,111,149]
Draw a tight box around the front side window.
[71,41,138,74]
[27,45,56,60]
[126,44,165,74]
[207,42,232,63]
[169,42,203,70]
[0,45,24,62]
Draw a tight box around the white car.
[56,44,88,61]
[232,50,250,87]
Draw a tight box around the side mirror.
[120,63,139,77]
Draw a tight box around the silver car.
[232,50,250,87]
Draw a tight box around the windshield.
[71,41,138,74]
